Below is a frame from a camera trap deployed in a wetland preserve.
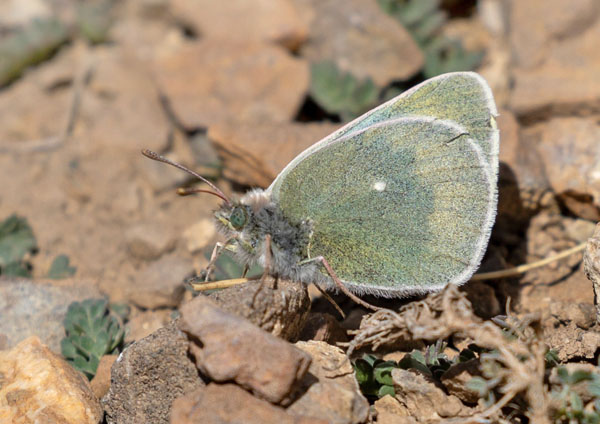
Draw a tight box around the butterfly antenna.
[177,187,230,204]
[142,149,231,205]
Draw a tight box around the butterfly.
[143,71,498,310]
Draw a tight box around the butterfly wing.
[268,73,498,297]
[271,72,498,189]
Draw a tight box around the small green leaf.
[79,335,95,355]
[353,359,373,385]
[72,356,98,380]
[362,354,379,368]
[378,385,396,398]
[557,367,570,383]
[409,350,426,365]
[569,370,594,385]
[570,391,584,412]
[589,380,600,397]
[1,261,31,277]
[545,349,560,367]
[310,61,379,121]
[92,330,110,357]
[47,254,77,279]
[467,376,489,397]
[61,338,78,359]
[374,361,397,386]
[398,351,431,376]
[61,297,127,379]
[110,303,131,321]
[0,215,36,270]
[0,18,70,87]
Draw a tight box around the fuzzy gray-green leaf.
[0,215,37,271]
[47,254,77,279]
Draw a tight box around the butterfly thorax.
[214,189,316,281]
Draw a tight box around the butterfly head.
[215,203,251,234]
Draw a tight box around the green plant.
[61,298,129,380]
[47,254,77,279]
[378,0,484,78]
[354,341,480,399]
[0,214,37,277]
[551,367,600,423]
[309,61,379,121]
[0,18,70,87]
[354,354,397,398]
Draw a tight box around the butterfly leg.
[313,256,381,312]
[204,241,226,282]
[312,282,346,319]
[252,234,274,305]
[241,264,250,278]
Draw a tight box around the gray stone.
[103,323,204,424]
[0,277,102,352]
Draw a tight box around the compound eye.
[229,206,247,230]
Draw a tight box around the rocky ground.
[1,0,600,423]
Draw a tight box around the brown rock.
[288,341,370,424]
[544,322,600,361]
[298,312,348,345]
[509,0,599,69]
[440,359,482,404]
[509,7,600,117]
[549,301,596,330]
[373,395,416,424]
[207,277,311,341]
[75,46,170,153]
[391,368,470,421]
[170,0,308,51]
[496,109,549,228]
[178,295,311,405]
[529,118,600,220]
[128,253,192,309]
[295,0,423,86]
[584,222,600,324]
[138,149,192,192]
[154,40,309,131]
[461,281,501,319]
[0,50,72,146]
[208,121,340,187]
[519,212,595,313]
[125,309,172,343]
[103,323,204,424]
[0,336,102,424]
[90,354,117,400]
[126,222,176,260]
[0,277,102,352]
[182,218,217,253]
[171,383,329,424]
[564,218,598,244]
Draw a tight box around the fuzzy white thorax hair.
[240,188,272,212]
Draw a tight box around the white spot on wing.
[373,181,387,192]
